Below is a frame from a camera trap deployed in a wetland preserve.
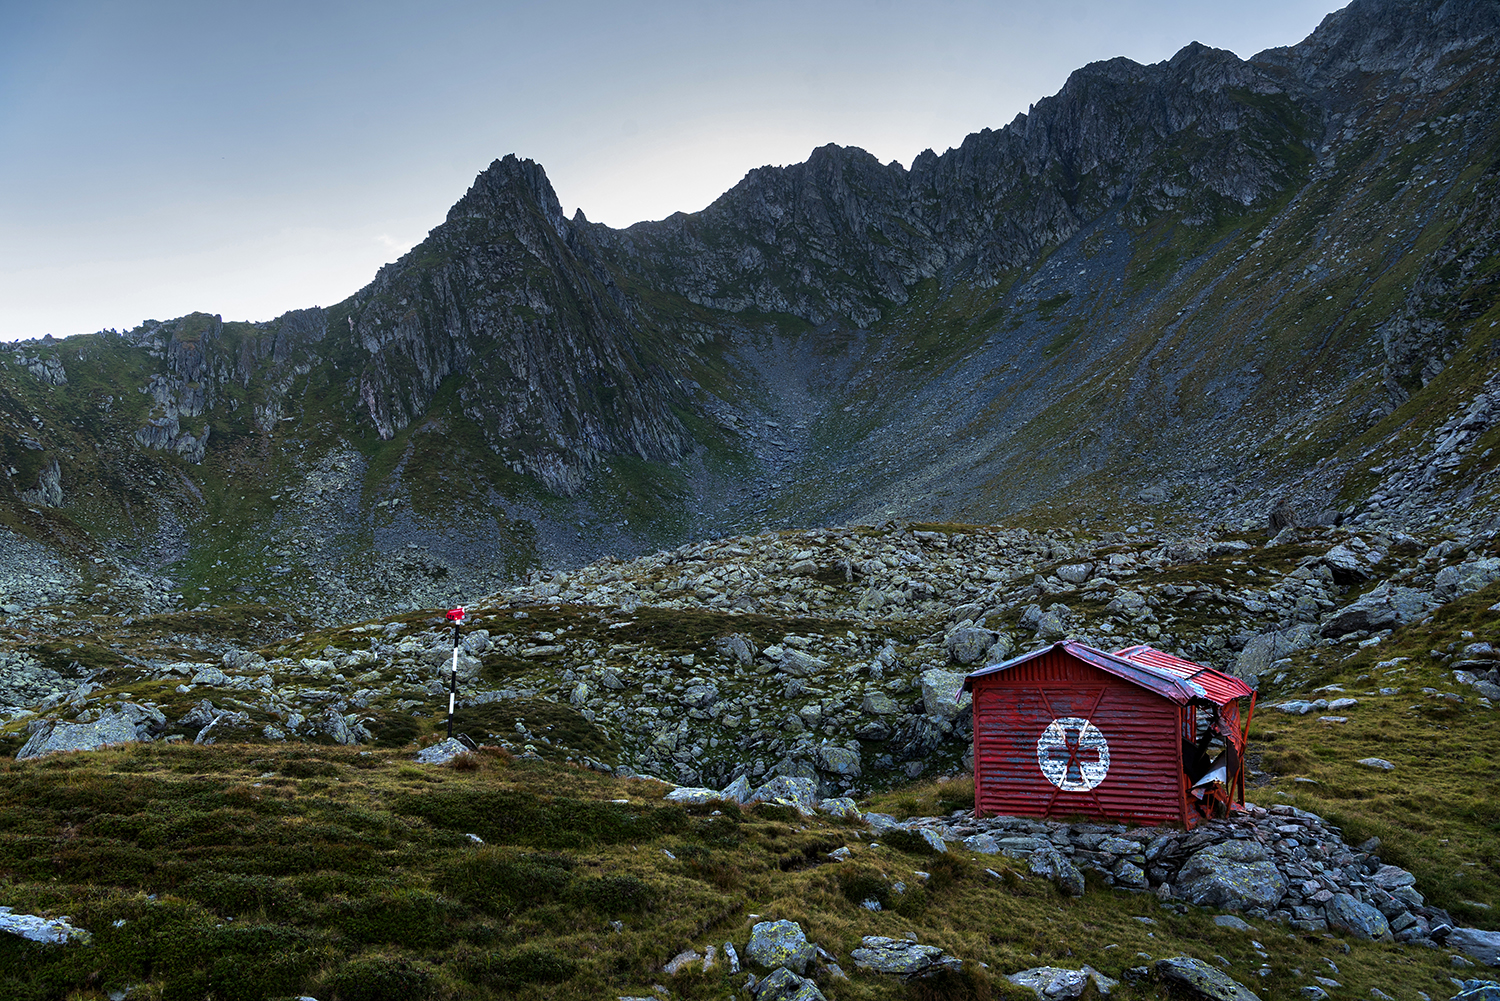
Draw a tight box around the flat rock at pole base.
[415,737,469,764]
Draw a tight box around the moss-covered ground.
[0,738,1477,1001]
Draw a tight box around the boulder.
[1321,584,1431,638]
[751,966,827,1001]
[778,650,828,677]
[945,627,996,665]
[17,711,139,760]
[813,745,861,777]
[1357,757,1396,771]
[1453,980,1500,1001]
[849,935,961,976]
[0,906,90,944]
[1435,558,1500,602]
[861,693,900,715]
[819,797,860,820]
[750,776,819,814]
[1028,845,1085,897]
[415,737,469,764]
[1056,563,1094,585]
[1174,841,1287,910]
[920,669,971,719]
[964,833,1000,854]
[1153,956,1263,1001]
[1233,625,1316,681]
[665,786,723,805]
[1325,892,1391,941]
[919,828,948,853]
[1321,545,1371,584]
[720,774,753,804]
[746,919,815,974]
[1448,927,1500,967]
[1005,966,1088,999]
[191,666,233,687]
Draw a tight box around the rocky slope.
[1,0,1498,621]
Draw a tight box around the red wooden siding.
[971,646,1187,826]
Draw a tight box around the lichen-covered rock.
[849,936,961,976]
[750,776,820,814]
[415,737,469,764]
[664,785,723,805]
[1028,844,1085,897]
[813,744,861,777]
[819,797,860,819]
[1175,841,1287,910]
[746,920,815,974]
[919,827,948,853]
[964,833,1000,854]
[1005,965,1087,998]
[1326,893,1392,941]
[16,711,139,760]
[920,668,971,719]
[720,774,753,803]
[945,627,995,666]
[1153,956,1263,1001]
[751,965,827,1001]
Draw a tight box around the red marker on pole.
[445,607,464,738]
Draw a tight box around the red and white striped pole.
[445,607,464,738]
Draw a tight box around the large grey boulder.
[945,627,996,665]
[1055,563,1094,585]
[1154,956,1262,1001]
[1321,544,1372,584]
[1233,625,1316,681]
[1453,980,1500,1001]
[1325,892,1391,941]
[720,774,753,804]
[746,920,815,974]
[850,935,961,976]
[1175,841,1287,910]
[1447,927,1500,966]
[1321,583,1431,638]
[813,744,861,777]
[920,669,971,719]
[1436,558,1500,602]
[17,711,139,760]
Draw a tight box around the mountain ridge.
[0,0,1497,622]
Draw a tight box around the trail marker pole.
[445,607,464,739]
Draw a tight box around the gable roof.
[961,639,1252,707]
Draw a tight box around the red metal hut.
[961,640,1256,828]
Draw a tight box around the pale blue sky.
[0,0,1336,340]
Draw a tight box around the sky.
[0,0,1339,342]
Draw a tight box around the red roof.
[962,640,1252,707]
[1112,644,1254,705]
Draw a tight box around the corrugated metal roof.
[963,640,1250,707]
[1112,644,1255,705]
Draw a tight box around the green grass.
[0,739,1475,1001]
[1247,581,1500,925]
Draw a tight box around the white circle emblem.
[1036,717,1111,792]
